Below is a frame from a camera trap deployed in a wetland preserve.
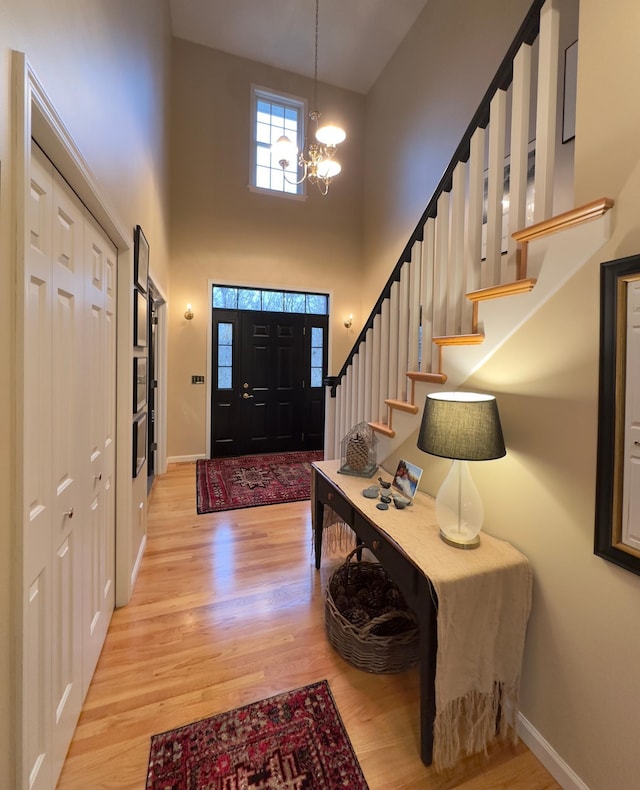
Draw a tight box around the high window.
[251,86,305,196]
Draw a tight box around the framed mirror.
[594,253,640,575]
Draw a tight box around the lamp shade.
[417,391,506,461]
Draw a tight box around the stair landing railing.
[324,0,564,458]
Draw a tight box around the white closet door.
[24,143,55,790]
[23,143,117,790]
[82,214,117,690]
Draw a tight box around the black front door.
[211,309,327,457]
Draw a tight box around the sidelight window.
[217,322,233,389]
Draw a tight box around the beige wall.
[168,40,365,458]
[0,1,172,786]
[375,1,640,788]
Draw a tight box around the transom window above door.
[212,285,328,315]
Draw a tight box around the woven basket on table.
[325,547,419,674]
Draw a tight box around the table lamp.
[417,391,506,549]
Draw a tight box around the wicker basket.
[325,548,419,674]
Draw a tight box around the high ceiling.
[169,0,430,95]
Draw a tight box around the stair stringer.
[373,211,613,464]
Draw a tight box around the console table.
[311,459,532,770]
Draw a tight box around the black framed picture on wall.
[134,224,149,292]
[132,412,147,478]
[134,288,148,347]
[133,356,148,413]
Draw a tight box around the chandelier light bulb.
[315,124,346,146]
[317,159,341,179]
[271,134,298,168]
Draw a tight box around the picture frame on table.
[133,356,148,413]
[134,288,148,348]
[132,412,147,478]
[134,224,149,292]
[392,458,423,500]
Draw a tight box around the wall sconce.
[184,303,194,320]
[344,314,353,329]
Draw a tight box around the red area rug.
[196,451,324,514]
[145,680,369,789]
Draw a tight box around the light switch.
[192,375,205,384]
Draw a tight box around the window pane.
[218,322,233,344]
[270,170,284,192]
[311,327,323,347]
[213,288,237,309]
[256,122,271,144]
[271,104,285,122]
[238,289,261,310]
[311,368,322,387]
[256,146,271,167]
[256,166,271,189]
[311,347,323,367]
[306,294,328,315]
[218,345,232,367]
[284,292,306,313]
[263,291,284,312]
[218,368,232,389]
[257,100,271,117]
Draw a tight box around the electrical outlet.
[191,375,205,384]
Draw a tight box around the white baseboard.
[167,454,207,464]
[518,713,589,790]
[130,534,146,594]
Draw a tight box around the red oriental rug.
[145,680,369,789]
[196,451,324,514]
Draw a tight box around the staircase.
[323,0,614,461]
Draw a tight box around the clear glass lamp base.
[435,459,483,550]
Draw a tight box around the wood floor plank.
[55,462,560,790]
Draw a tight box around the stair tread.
[385,399,419,414]
[433,333,484,346]
[466,278,537,302]
[407,371,448,384]
[368,421,396,438]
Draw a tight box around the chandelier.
[271,0,346,195]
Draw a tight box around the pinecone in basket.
[385,585,407,610]
[344,608,370,628]
[356,584,385,612]
[370,614,415,637]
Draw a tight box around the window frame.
[249,84,307,200]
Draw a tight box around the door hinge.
[152,315,159,325]
[151,442,158,451]
[152,380,158,388]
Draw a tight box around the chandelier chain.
[313,0,319,112]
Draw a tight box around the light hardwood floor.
[56,462,560,789]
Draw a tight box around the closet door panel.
[24,145,54,790]
[50,172,85,777]
[82,216,116,690]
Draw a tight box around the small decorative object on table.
[339,422,377,477]
[325,547,418,673]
